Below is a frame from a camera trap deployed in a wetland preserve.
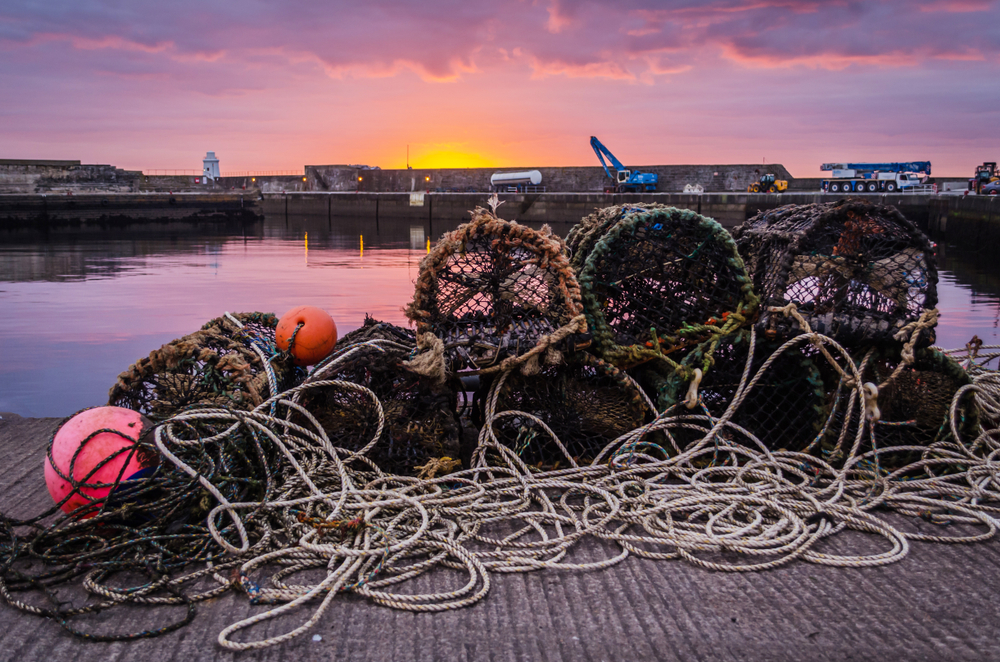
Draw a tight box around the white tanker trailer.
[490,170,543,191]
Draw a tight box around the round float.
[44,406,159,516]
[275,305,339,366]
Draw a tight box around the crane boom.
[590,136,627,179]
[589,136,658,193]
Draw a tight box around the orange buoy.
[275,305,338,366]
[44,407,159,517]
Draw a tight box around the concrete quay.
[263,191,945,231]
[0,414,998,661]
[0,192,262,228]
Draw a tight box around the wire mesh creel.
[405,208,585,372]
[733,199,938,346]
[290,317,461,477]
[477,352,651,470]
[637,329,831,454]
[820,344,978,467]
[573,206,758,370]
[108,312,297,420]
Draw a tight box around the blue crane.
[590,136,658,193]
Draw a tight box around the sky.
[1,0,998,177]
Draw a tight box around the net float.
[44,406,159,517]
[275,305,339,366]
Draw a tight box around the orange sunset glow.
[1,1,998,176]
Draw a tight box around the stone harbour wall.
[304,164,796,194]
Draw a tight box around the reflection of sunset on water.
[0,218,433,416]
[2,216,999,417]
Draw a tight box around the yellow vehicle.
[748,173,788,193]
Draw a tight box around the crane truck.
[821,161,931,193]
[590,136,658,193]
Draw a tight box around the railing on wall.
[141,170,304,177]
[143,170,201,176]
[220,171,303,178]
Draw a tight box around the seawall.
[262,191,940,231]
[0,192,262,227]
[926,195,1000,245]
[307,164,799,194]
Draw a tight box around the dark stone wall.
[302,164,795,194]
[0,162,140,194]
[927,195,1000,246]
[0,193,261,227]
[263,190,943,231]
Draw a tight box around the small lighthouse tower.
[202,151,220,182]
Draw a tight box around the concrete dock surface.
[0,414,997,662]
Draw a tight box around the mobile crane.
[590,136,658,193]
[820,161,931,193]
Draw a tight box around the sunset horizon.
[2,0,998,177]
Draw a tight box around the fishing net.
[405,208,586,373]
[566,202,676,272]
[573,206,758,370]
[636,330,831,453]
[475,352,651,470]
[5,332,1000,649]
[108,312,298,420]
[0,408,279,641]
[733,199,938,346]
[289,317,461,477]
[819,343,979,470]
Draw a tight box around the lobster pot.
[733,200,937,346]
[109,312,298,420]
[638,330,831,453]
[821,345,977,467]
[480,353,650,469]
[294,319,460,477]
[566,203,676,272]
[405,209,584,371]
[574,206,757,368]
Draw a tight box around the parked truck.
[820,161,931,193]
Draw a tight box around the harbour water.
[0,212,996,417]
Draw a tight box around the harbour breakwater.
[0,192,261,230]
[263,191,944,230]
[1,190,997,251]
[0,159,805,194]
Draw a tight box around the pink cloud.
[0,0,997,178]
[918,0,991,11]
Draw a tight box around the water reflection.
[0,213,997,417]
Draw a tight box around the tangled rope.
[3,324,1000,650]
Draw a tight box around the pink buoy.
[44,407,159,517]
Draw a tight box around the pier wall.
[0,160,140,194]
[263,191,940,231]
[927,195,1000,246]
[0,193,262,227]
[304,164,796,195]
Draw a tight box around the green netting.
[573,206,758,371]
[636,329,831,453]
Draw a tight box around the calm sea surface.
[1,212,997,417]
